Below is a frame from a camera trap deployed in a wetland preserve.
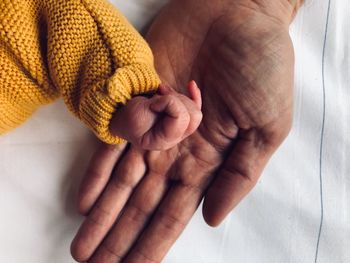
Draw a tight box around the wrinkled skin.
[111,82,203,151]
[71,0,301,262]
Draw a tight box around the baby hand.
[110,81,202,150]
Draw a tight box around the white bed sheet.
[0,0,349,262]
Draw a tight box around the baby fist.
[110,81,202,150]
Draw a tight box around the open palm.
[71,0,299,262]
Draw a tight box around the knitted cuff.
[80,63,161,144]
[0,100,33,135]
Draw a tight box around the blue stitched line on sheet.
[315,0,332,262]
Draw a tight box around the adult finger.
[86,148,178,263]
[78,143,127,215]
[121,145,215,263]
[88,161,171,262]
[202,129,278,227]
[123,182,203,263]
[71,147,146,262]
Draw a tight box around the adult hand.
[71,0,302,262]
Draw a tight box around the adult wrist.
[286,0,304,13]
[239,0,304,25]
[178,0,303,26]
[282,0,304,21]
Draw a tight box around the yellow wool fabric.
[0,0,160,144]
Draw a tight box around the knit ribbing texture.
[0,0,160,144]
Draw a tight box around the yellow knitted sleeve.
[0,0,160,144]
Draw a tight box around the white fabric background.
[0,0,348,262]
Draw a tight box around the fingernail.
[158,84,172,95]
[189,80,198,88]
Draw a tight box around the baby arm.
[0,0,160,143]
[110,81,202,150]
